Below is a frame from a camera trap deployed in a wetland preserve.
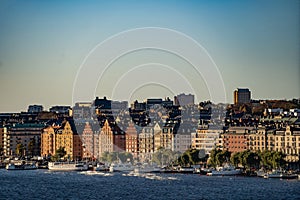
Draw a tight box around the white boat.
[109,162,134,172]
[256,169,267,177]
[264,170,298,179]
[48,162,88,171]
[207,164,241,176]
[95,163,109,172]
[6,163,37,170]
[134,163,161,173]
[178,167,195,174]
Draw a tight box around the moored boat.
[48,162,88,171]
[256,169,267,178]
[6,162,37,170]
[264,170,298,179]
[207,164,241,176]
[109,162,134,172]
[133,163,161,173]
[95,163,109,172]
[178,167,195,174]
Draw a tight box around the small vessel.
[264,170,298,179]
[207,164,241,176]
[256,168,267,178]
[6,163,37,170]
[134,163,161,173]
[95,163,109,172]
[109,162,134,172]
[178,167,195,174]
[48,162,88,171]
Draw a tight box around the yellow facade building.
[41,121,82,160]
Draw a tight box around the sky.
[0,0,299,112]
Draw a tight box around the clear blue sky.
[0,0,299,112]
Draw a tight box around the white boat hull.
[109,163,134,172]
[207,169,241,176]
[48,162,88,171]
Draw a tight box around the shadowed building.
[4,123,44,156]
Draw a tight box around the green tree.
[152,147,180,166]
[55,147,67,160]
[0,145,3,156]
[118,152,133,163]
[28,139,35,156]
[101,151,109,162]
[208,148,222,168]
[230,152,241,167]
[271,151,285,169]
[107,152,118,163]
[177,149,201,167]
[16,143,24,156]
[246,151,260,169]
[208,149,231,167]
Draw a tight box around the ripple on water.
[0,170,300,199]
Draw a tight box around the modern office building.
[234,88,251,104]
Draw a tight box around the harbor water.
[0,169,299,199]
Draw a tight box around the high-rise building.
[174,93,194,106]
[234,88,251,104]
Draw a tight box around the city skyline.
[0,0,299,112]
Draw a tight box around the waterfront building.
[222,126,255,153]
[274,126,300,163]
[249,126,267,151]
[153,123,162,151]
[41,120,82,160]
[154,123,173,151]
[173,123,193,153]
[125,122,139,159]
[98,120,114,155]
[0,126,4,154]
[3,123,44,156]
[191,125,223,155]
[80,122,100,160]
[234,88,251,104]
[113,128,126,152]
[248,125,300,163]
[139,125,155,162]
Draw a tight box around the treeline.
[101,152,133,163]
[151,148,287,170]
[208,149,286,170]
